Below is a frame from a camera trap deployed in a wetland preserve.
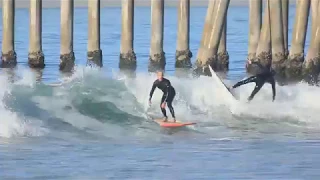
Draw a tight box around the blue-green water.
[1,6,320,179]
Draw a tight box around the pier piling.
[1,0,16,68]
[247,0,270,75]
[286,0,310,80]
[246,0,262,72]
[217,16,229,71]
[269,0,286,79]
[194,0,230,76]
[87,0,102,67]
[175,0,192,69]
[149,0,165,72]
[60,0,75,72]
[120,0,136,70]
[303,1,320,84]
[28,0,45,68]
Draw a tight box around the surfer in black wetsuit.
[149,71,176,122]
[229,60,276,102]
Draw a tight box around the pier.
[1,0,319,83]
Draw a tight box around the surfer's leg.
[160,95,168,121]
[166,89,176,122]
[167,102,175,118]
[248,82,264,101]
[232,76,257,89]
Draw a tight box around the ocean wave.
[1,66,320,139]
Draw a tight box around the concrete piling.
[217,16,229,71]
[60,0,75,72]
[3,0,320,84]
[149,0,165,72]
[303,1,320,84]
[310,0,319,47]
[194,0,230,76]
[197,0,216,68]
[1,0,16,68]
[269,0,286,78]
[175,0,192,68]
[120,0,136,70]
[87,0,102,67]
[286,0,310,80]
[247,0,271,75]
[28,0,45,68]
[247,0,262,64]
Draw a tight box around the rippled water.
[1,5,320,179]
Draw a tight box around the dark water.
[1,6,320,179]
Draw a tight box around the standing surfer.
[149,71,176,122]
[229,60,276,102]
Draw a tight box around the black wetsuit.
[149,78,176,118]
[232,62,276,101]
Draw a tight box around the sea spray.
[0,70,48,138]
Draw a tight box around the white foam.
[14,68,38,88]
[121,71,320,129]
[0,73,48,138]
[16,65,320,138]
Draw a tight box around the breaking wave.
[1,66,320,139]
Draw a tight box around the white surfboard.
[208,65,237,105]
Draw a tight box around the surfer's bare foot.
[172,118,176,123]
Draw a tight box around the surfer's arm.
[163,89,169,102]
[163,82,171,102]
[149,81,157,101]
[232,76,257,88]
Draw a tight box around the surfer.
[149,71,176,122]
[229,60,276,102]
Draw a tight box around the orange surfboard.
[154,119,196,127]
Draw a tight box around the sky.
[2,0,295,8]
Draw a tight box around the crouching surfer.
[229,60,276,102]
[149,71,176,122]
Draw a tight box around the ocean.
[1,5,320,179]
